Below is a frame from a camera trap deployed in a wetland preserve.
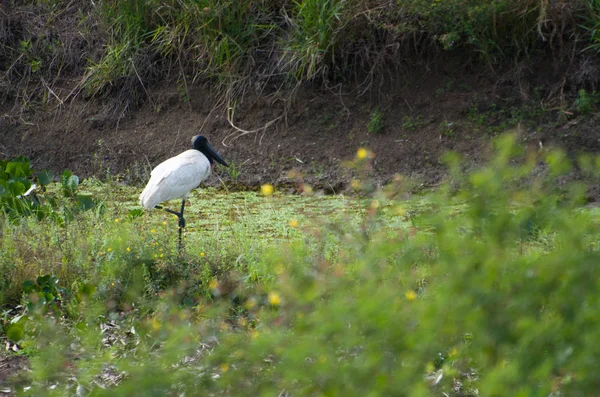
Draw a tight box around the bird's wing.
[139,150,211,209]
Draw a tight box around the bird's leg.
[177,199,186,250]
[155,200,186,250]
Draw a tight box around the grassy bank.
[2,135,600,395]
[2,0,600,114]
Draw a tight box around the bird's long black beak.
[206,142,229,167]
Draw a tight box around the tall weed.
[279,0,348,81]
[2,0,595,110]
[85,0,277,95]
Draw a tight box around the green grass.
[2,135,600,395]
[367,107,384,134]
[3,0,598,113]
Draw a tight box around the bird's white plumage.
[139,149,211,209]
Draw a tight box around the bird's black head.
[192,135,229,167]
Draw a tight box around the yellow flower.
[250,330,259,339]
[150,318,161,331]
[114,218,119,223]
[151,229,156,234]
[126,247,131,252]
[209,279,219,290]
[425,362,435,373]
[405,290,418,301]
[159,254,164,258]
[268,291,281,306]
[302,184,313,195]
[220,363,229,372]
[245,298,257,310]
[351,179,361,190]
[289,219,299,228]
[356,148,368,160]
[163,221,168,226]
[200,252,205,257]
[395,206,406,216]
[370,200,380,209]
[260,183,274,196]
[107,247,112,252]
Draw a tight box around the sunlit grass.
[0,177,425,305]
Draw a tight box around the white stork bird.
[139,135,229,248]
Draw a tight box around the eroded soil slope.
[1,66,600,197]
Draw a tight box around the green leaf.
[22,280,37,293]
[37,169,54,186]
[6,324,24,342]
[14,178,32,195]
[61,170,72,183]
[61,170,75,195]
[5,160,31,178]
[8,181,25,197]
[68,175,79,189]
[63,173,80,197]
[79,283,96,298]
[76,195,95,211]
[128,208,144,219]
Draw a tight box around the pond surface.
[78,179,429,245]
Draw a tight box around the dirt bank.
[1,63,599,198]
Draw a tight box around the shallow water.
[77,179,429,244]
